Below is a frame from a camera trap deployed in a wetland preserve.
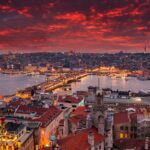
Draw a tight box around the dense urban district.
[0,52,150,150]
[0,52,150,71]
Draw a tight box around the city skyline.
[0,0,150,53]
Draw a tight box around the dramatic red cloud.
[0,4,32,18]
[47,24,68,32]
[136,26,146,31]
[0,31,10,36]
[106,7,128,17]
[0,4,15,12]
[0,0,149,53]
[55,12,86,22]
[130,8,143,16]
[17,7,32,18]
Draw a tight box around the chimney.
[145,137,149,150]
[88,132,94,146]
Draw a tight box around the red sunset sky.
[0,0,150,53]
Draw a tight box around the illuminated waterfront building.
[0,119,34,150]
[24,64,37,72]
[16,90,32,99]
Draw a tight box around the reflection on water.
[1,74,150,96]
[54,75,150,95]
[0,73,45,96]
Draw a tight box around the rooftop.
[72,106,88,117]
[15,105,62,128]
[16,105,47,116]
[58,95,83,104]
[58,128,105,150]
[19,129,33,145]
[6,122,25,134]
[69,115,86,125]
[34,106,62,128]
[114,111,129,125]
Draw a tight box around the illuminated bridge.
[40,72,88,91]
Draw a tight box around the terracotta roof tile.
[72,106,88,117]
[58,128,105,150]
[16,105,47,116]
[34,106,62,128]
[58,95,83,104]
[114,111,129,124]
[16,105,62,128]
[69,115,86,125]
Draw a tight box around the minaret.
[93,91,104,112]
[96,92,105,135]
[92,91,105,132]
[63,113,69,137]
[97,92,104,107]
[92,76,106,135]
[98,76,100,90]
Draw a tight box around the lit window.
[125,134,128,138]
[120,133,124,139]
